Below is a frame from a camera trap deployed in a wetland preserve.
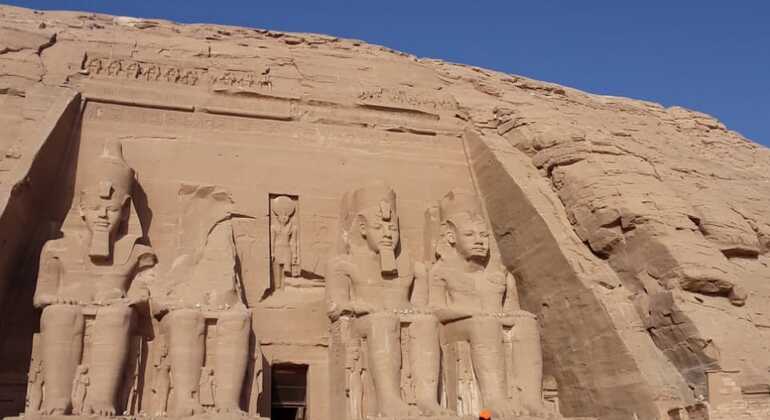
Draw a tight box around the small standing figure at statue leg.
[26,348,43,414]
[199,366,216,408]
[152,341,171,416]
[71,365,89,415]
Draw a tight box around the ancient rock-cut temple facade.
[1,5,769,420]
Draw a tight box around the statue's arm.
[126,247,157,305]
[410,261,429,307]
[503,270,522,313]
[325,257,352,321]
[427,267,447,308]
[33,243,60,308]
[428,267,471,322]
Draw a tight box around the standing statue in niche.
[151,185,251,417]
[31,139,157,416]
[270,195,300,290]
[326,182,449,418]
[429,190,544,417]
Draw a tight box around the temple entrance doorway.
[271,364,308,420]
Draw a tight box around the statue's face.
[447,213,489,261]
[358,212,400,253]
[80,192,126,238]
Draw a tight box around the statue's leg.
[85,304,132,416]
[359,314,417,417]
[166,309,205,416]
[214,308,251,413]
[408,315,451,415]
[40,304,84,415]
[467,317,513,416]
[512,312,544,414]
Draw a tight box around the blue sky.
[6,1,769,147]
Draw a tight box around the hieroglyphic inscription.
[357,87,456,112]
[82,55,271,89]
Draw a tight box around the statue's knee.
[409,315,439,338]
[513,311,539,334]
[218,309,251,330]
[412,313,439,327]
[468,317,502,341]
[370,313,400,333]
[95,305,132,329]
[41,304,82,329]
[42,304,80,319]
[471,316,500,330]
[167,308,202,328]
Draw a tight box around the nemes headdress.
[349,181,397,221]
[337,181,399,273]
[81,139,134,203]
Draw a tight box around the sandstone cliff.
[0,5,768,420]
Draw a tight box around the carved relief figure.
[259,67,272,90]
[199,366,216,407]
[151,342,172,416]
[106,60,122,77]
[270,195,300,290]
[71,365,89,415]
[26,338,43,414]
[429,190,544,417]
[326,182,448,418]
[86,57,103,75]
[151,185,251,417]
[32,139,157,416]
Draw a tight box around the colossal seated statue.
[30,140,157,416]
[150,185,252,417]
[428,191,544,417]
[326,182,449,419]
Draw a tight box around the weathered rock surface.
[0,5,768,420]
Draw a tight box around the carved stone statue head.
[271,195,296,226]
[341,181,400,273]
[439,190,490,264]
[78,139,134,259]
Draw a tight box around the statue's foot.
[84,401,116,416]
[415,399,454,416]
[41,398,69,415]
[519,398,546,417]
[483,398,517,418]
[215,405,247,416]
[380,398,420,417]
[171,400,205,417]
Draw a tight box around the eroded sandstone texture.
[0,5,768,420]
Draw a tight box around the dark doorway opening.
[271,364,308,420]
